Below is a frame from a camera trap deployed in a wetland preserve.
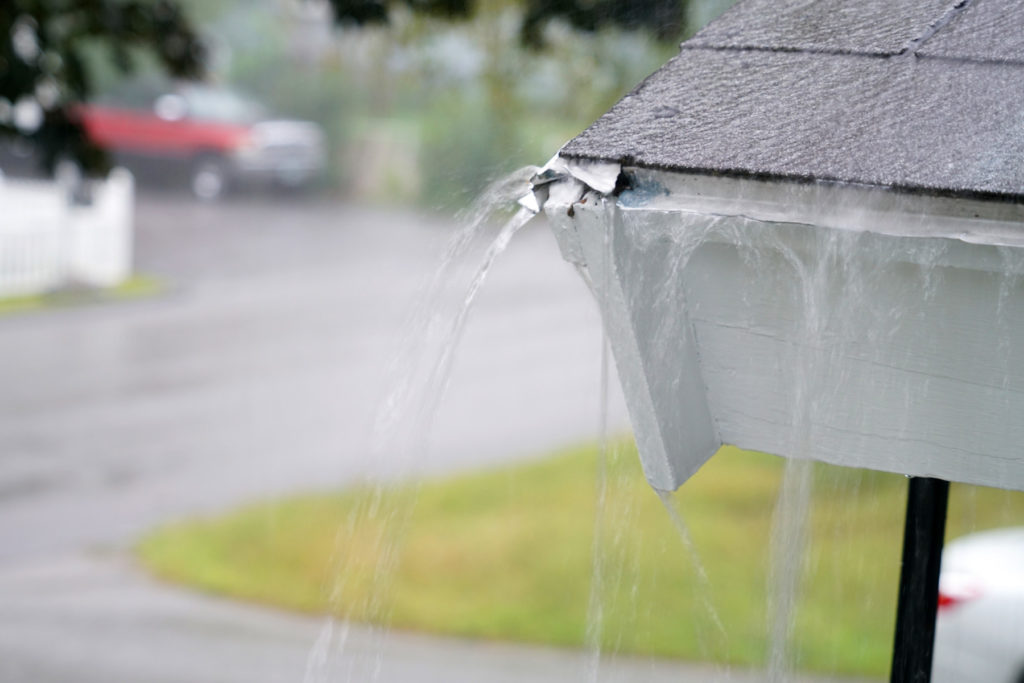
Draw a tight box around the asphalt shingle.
[687,0,959,55]
[917,0,1024,62]
[560,0,1024,201]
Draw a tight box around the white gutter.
[538,157,1024,493]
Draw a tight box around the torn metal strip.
[518,154,621,214]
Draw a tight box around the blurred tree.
[328,0,688,46]
[329,0,471,25]
[0,0,204,175]
[1,0,687,177]
[520,0,686,46]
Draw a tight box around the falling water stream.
[623,183,1024,678]
[583,191,618,683]
[305,167,537,682]
[583,334,612,683]
[654,488,728,662]
[305,162,1024,682]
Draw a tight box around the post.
[890,476,950,683]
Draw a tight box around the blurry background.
[0,2,741,681]
[4,2,1020,682]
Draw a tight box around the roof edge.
[557,150,1024,207]
[601,165,1024,248]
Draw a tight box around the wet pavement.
[0,553,880,683]
[0,192,634,680]
[0,192,875,681]
[0,193,626,560]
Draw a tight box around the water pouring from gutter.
[308,168,541,682]
[318,1,1024,677]
[525,135,1024,679]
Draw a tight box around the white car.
[933,527,1024,683]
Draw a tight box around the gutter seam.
[680,36,1024,68]
[901,0,975,55]
[554,156,1024,206]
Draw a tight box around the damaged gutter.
[522,153,722,491]
[527,156,1024,250]
[519,154,622,269]
[519,154,621,214]
[531,151,1024,492]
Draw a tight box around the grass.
[0,275,163,316]
[138,441,1024,677]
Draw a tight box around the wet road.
[0,192,645,682]
[0,193,627,560]
[0,193,875,682]
[0,553,879,683]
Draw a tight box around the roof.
[559,0,1024,202]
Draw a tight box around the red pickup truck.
[79,80,326,199]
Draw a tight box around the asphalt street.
[0,191,637,681]
[0,553,877,683]
[0,191,876,682]
[0,193,627,560]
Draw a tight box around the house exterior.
[528,0,1024,493]
[0,170,133,298]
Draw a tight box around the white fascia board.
[622,168,1024,249]
[545,192,721,491]
[546,163,1024,492]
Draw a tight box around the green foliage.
[0,274,162,316]
[415,97,589,207]
[418,93,523,208]
[382,9,671,206]
[139,441,1024,677]
[2,0,698,186]
[330,0,472,26]
[205,3,356,187]
[327,0,690,46]
[520,0,685,47]
[1,0,204,174]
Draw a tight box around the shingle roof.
[560,0,1024,201]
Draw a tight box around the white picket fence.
[0,169,133,298]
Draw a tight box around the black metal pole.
[890,476,950,683]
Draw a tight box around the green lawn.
[138,441,1024,677]
[0,275,162,316]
